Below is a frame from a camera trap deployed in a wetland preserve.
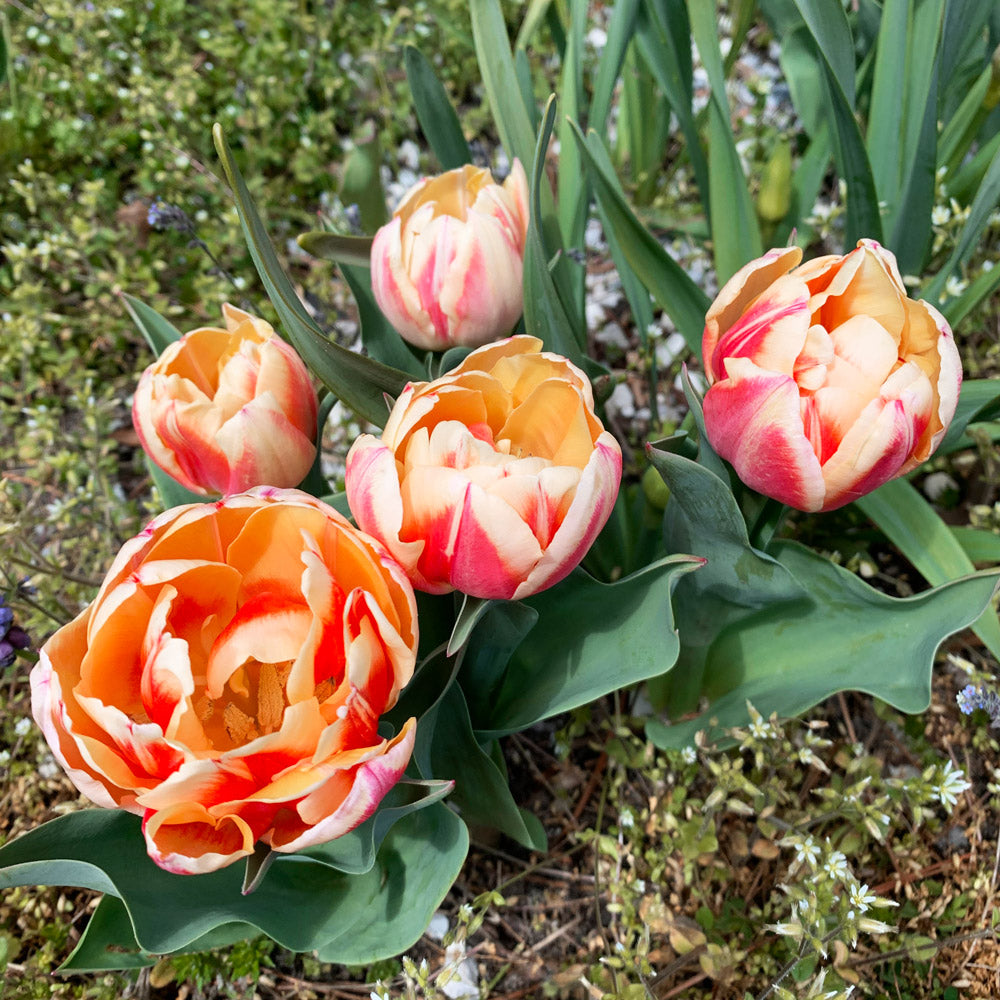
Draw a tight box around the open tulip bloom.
[701,241,961,512]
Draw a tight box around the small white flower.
[14,718,32,738]
[822,851,850,881]
[944,275,967,299]
[931,205,950,227]
[681,746,697,764]
[792,836,821,867]
[848,882,876,914]
[0,750,10,766]
[935,760,971,810]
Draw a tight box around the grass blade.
[590,0,640,132]
[121,293,182,357]
[296,233,373,268]
[855,478,1000,659]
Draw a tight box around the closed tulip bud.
[370,161,529,351]
[132,305,318,496]
[756,138,792,225]
[345,335,623,600]
[701,241,961,512]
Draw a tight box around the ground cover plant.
[3,0,1000,998]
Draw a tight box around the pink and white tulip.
[132,305,318,496]
[31,489,418,874]
[345,336,623,600]
[370,162,529,351]
[701,241,962,512]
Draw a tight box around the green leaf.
[514,0,555,51]
[590,0,640,132]
[480,553,703,737]
[213,124,410,426]
[688,0,762,282]
[296,232,373,268]
[313,804,468,965]
[301,778,456,875]
[470,0,537,170]
[951,527,1000,564]
[634,0,710,213]
[403,46,471,170]
[572,123,710,352]
[941,245,1000,330]
[648,540,1000,748]
[522,97,590,361]
[855,478,1000,659]
[146,456,205,509]
[447,595,494,657]
[0,805,465,964]
[556,0,588,284]
[63,896,253,972]
[0,24,7,88]
[339,262,426,377]
[645,446,806,715]
[938,378,1000,451]
[793,0,857,107]
[790,0,882,246]
[121,293,182,357]
[414,683,545,850]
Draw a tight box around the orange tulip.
[30,489,418,875]
[702,241,961,512]
[370,162,529,350]
[133,305,318,496]
[345,336,622,600]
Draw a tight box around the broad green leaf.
[339,262,426,377]
[301,778,455,875]
[63,896,253,972]
[0,805,464,963]
[866,0,907,212]
[121,293,182,357]
[939,0,995,92]
[296,232,373,268]
[855,478,1000,658]
[414,683,545,850]
[471,0,537,170]
[790,1,882,246]
[590,0,640,132]
[648,540,1000,747]
[146,456,204,510]
[403,46,471,170]
[572,123,710,352]
[313,804,468,965]
[923,142,1000,305]
[688,0,762,281]
[951,527,1000,564]
[213,125,410,426]
[514,48,540,132]
[645,446,806,715]
[479,553,703,737]
[938,378,1000,451]
[947,129,1000,204]
[937,63,991,175]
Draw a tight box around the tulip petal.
[704,357,826,512]
[143,802,257,875]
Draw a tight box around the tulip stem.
[748,498,790,552]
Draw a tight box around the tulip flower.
[31,489,418,874]
[701,240,961,512]
[133,305,318,496]
[345,336,622,600]
[370,161,529,351]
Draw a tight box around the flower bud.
[132,305,318,496]
[370,162,529,351]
